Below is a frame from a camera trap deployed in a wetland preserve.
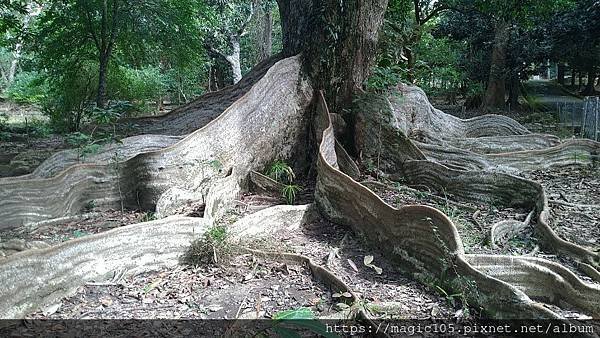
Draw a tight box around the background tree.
[202,0,257,84]
[34,0,204,109]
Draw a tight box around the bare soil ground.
[522,166,600,252]
[27,254,336,320]
[18,186,472,322]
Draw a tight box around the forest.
[0,0,599,335]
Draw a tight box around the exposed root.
[490,211,534,249]
[0,216,206,318]
[314,91,598,319]
[466,255,600,317]
[116,55,284,136]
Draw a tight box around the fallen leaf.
[347,259,358,272]
[336,303,350,310]
[363,255,374,266]
[41,303,62,316]
[99,297,113,307]
[208,304,223,312]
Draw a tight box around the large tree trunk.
[482,21,509,111]
[277,0,388,110]
[257,4,273,62]
[2,0,600,323]
[277,0,388,154]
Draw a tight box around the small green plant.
[141,212,157,222]
[267,160,295,184]
[184,225,233,266]
[282,184,301,205]
[83,200,96,212]
[72,229,88,238]
[435,285,464,308]
[208,159,223,172]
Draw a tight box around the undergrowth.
[184,225,235,266]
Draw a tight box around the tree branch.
[82,5,100,50]
[421,4,450,25]
[204,43,229,62]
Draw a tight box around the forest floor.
[22,189,472,322]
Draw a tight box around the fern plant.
[267,160,295,184]
[282,184,301,205]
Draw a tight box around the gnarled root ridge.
[0,216,206,318]
[314,91,598,319]
[355,85,599,174]
[0,56,312,229]
[0,204,321,319]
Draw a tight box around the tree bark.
[257,4,273,62]
[406,48,415,83]
[6,4,38,85]
[277,0,388,156]
[482,21,509,111]
[226,36,243,84]
[277,0,388,112]
[97,52,109,108]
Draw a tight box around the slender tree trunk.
[406,48,415,83]
[97,53,109,108]
[583,69,596,96]
[257,4,273,62]
[6,4,37,85]
[482,20,509,111]
[571,68,576,86]
[227,36,243,84]
[507,71,520,110]
[557,63,565,85]
[7,42,23,85]
[578,72,583,90]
